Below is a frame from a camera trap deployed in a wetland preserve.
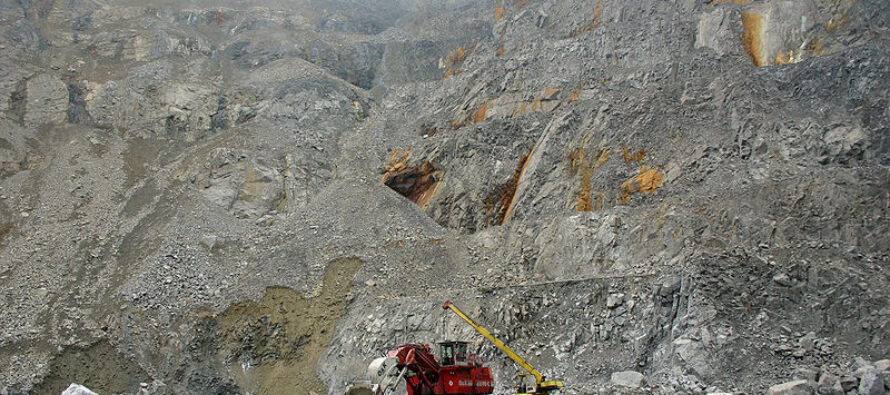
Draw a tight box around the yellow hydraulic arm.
[442,300,563,394]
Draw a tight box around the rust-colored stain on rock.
[741,12,764,66]
[442,41,477,79]
[567,0,603,38]
[472,101,490,123]
[707,0,751,6]
[381,149,442,208]
[443,68,464,79]
[620,165,664,203]
[569,147,610,211]
[495,6,506,21]
[621,145,646,163]
[774,49,794,65]
[543,86,557,98]
[486,149,533,225]
[569,88,582,102]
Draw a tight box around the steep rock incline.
[0,0,888,394]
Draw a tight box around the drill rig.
[442,301,563,395]
[346,301,562,395]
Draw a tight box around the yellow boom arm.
[442,301,563,393]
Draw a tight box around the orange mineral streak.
[774,49,794,65]
[806,38,827,57]
[443,68,464,79]
[472,101,490,123]
[707,0,751,6]
[620,165,664,203]
[593,0,603,28]
[511,87,561,118]
[442,41,478,79]
[741,12,764,67]
[495,6,506,21]
[621,145,646,163]
[543,86,557,98]
[569,147,610,211]
[486,149,533,225]
[569,88,582,102]
[382,148,412,177]
[567,0,603,38]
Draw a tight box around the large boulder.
[857,368,885,395]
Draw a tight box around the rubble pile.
[0,0,887,394]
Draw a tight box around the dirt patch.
[215,257,363,395]
[0,223,12,246]
[122,138,163,189]
[8,79,27,125]
[32,340,149,395]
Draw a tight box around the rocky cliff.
[0,0,888,394]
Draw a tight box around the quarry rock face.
[0,0,889,394]
[23,74,68,127]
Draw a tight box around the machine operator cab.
[515,373,532,394]
[437,341,479,367]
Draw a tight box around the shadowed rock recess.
[0,0,888,394]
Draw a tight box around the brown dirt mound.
[33,340,149,395]
[216,257,363,395]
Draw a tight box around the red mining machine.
[352,341,494,395]
[345,301,562,395]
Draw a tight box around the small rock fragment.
[606,293,624,309]
[610,370,646,388]
[765,379,813,395]
[200,235,218,250]
[61,384,99,395]
[792,366,818,382]
[839,376,858,392]
[773,273,792,286]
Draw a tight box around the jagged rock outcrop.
[0,0,888,394]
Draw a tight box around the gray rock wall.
[0,0,887,394]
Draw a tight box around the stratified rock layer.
[0,0,888,394]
